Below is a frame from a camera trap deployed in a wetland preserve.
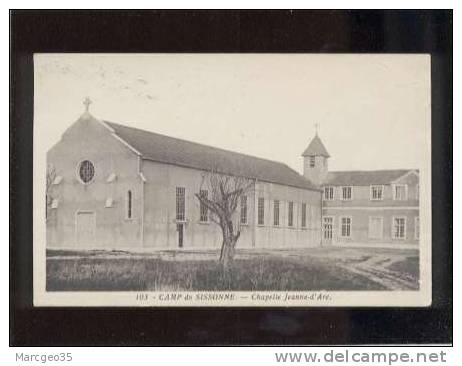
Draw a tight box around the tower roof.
[302,135,330,157]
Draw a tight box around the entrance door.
[323,216,334,244]
[76,211,96,245]
[177,223,184,248]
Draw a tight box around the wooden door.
[177,223,184,248]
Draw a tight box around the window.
[199,189,208,222]
[324,186,334,200]
[273,200,280,226]
[323,216,334,240]
[415,217,420,240]
[415,184,420,200]
[176,187,186,221]
[301,203,307,228]
[126,190,132,219]
[393,184,407,200]
[341,186,352,200]
[370,185,383,200]
[368,217,383,239]
[78,160,95,184]
[340,217,352,238]
[240,195,247,225]
[257,197,265,225]
[392,217,406,239]
[309,156,315,168]
[288,201,294,227]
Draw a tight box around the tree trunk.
[220,236,237,268]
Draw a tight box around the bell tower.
[302,126,330,186]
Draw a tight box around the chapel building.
[46,109,322,250]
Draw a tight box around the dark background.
[10,10,452,346]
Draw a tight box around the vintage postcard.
[33,54,431,307]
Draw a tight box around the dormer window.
[324,186,334,200]
[341,186,353,200]
[370,185,383,200]
[309,156,315,168]
[393,184,408,200]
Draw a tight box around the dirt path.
[339,255,419,290]
[253,248,419,290]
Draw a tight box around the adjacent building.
[302,134,420,245]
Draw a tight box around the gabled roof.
[302,135,330,157]
[102,121,320,191]
[324,169,418,186]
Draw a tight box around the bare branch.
[46,164,57,219]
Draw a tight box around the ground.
[46,246,419,292]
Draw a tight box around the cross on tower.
[315,123,319,135]
[83,97,92,112]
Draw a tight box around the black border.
[10,10,452,346]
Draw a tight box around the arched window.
[126,190,132,219]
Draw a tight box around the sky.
[34,54,431,174]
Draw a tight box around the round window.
[78,160,95,183]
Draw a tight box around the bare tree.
[46,164,56,220]
[195,169,254,268]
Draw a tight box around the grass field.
[46,247,419,291]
